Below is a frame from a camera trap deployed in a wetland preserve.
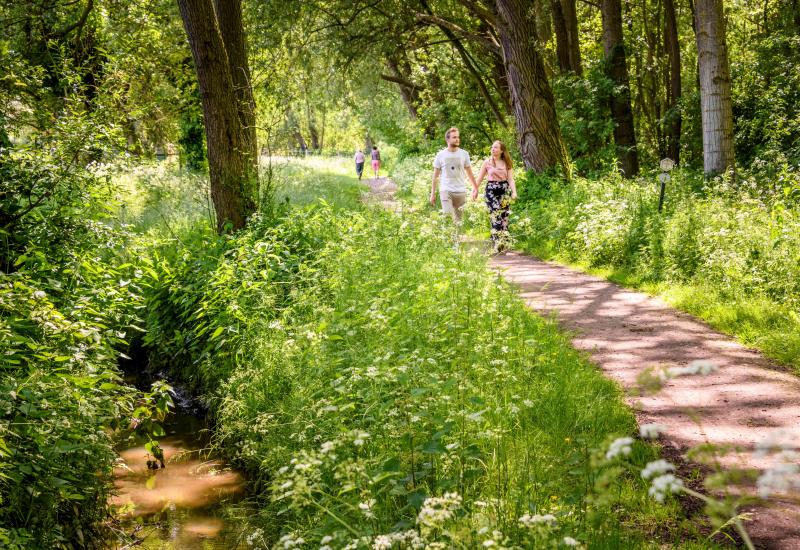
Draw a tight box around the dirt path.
[362,176,401,212]
[491,252,800,549]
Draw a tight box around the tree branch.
[414,13,500,54]
[52,0,94,38]
[456,0,497,27]
[379,73,423,91]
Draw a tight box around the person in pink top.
[354,149,365,180]
[475,140,517,253]
[370,146,381,178]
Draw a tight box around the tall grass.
[143,159,720,548]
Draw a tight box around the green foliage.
[0,116,172,548]
[552,71,616,176]
[144,163,714,548]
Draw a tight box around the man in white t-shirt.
[431,127,478,222]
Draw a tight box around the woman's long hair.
[494,140,513,170]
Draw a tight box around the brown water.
[109,413,249,549]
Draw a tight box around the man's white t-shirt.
[433,148,471,193]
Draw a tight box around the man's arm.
[466,162,479,200]
[431,167,441,205]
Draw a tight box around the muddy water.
[110,412,249,549]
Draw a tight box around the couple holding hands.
[431,127,517,253]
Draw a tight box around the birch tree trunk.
[695,0,735,175]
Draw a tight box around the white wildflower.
[523,399,534,408]
[756,462,800,497]
[359,498,376,519]
[666,360,718,378]
[754,429,800,457]
[563,536,580,547]
[278,533,305,549]
[245,528,264,546]
[641,459,675,480]
[321,536,333,544]
[519,513,557,527]
[417,492,462,529]
[372,535,392,549]
[639,423,666,439]
[353,431,370,446]
[605,437,634,460]
[648,474,684,502]
[32,290,46,300]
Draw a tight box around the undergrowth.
[143,160,721,548]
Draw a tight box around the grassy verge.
[144,158,721,548]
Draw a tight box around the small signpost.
[658,158,675,212]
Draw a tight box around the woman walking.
[370,146,381,178]
[475,140,517,253]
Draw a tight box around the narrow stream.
[110,382,250,549]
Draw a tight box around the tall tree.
[601,0,640,177]
[177,0,257,232]
[552,0,582,75]
[695,0,735,175]
[493,0,571,175]
[663,0,682,163]
[213,0,258,165]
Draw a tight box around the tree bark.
[177,0,256,232]
[553,0,582,75]
[601,0,640,177]
[561,0,582,75]
[212,0,258,168]
[664,0,682,163]
[493,0,571,176]
[552,0,571,73]
[695,0,735,175]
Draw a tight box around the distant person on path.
[370,146,381,178]
[475,140,517,253]
[354,149,365,180]
[431,127,478,223]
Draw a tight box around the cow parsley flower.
[648,474,683,502]
[606,437,634,460]
[641,459,675,480]
[639,423,666,439]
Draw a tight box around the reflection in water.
[110,413,248,549]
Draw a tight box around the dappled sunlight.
[493,251,800,545]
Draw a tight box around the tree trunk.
[386,57,420,119]
[563,0,582,75]
[309,123,320,150]
[601,0,640,177]
[493,0,571,176]
[177,0,256,232]
[664,0,682,163]
[212,0,258,168]
[552,0,571,73]
[553,0,582,75]
[695,0,735,175]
